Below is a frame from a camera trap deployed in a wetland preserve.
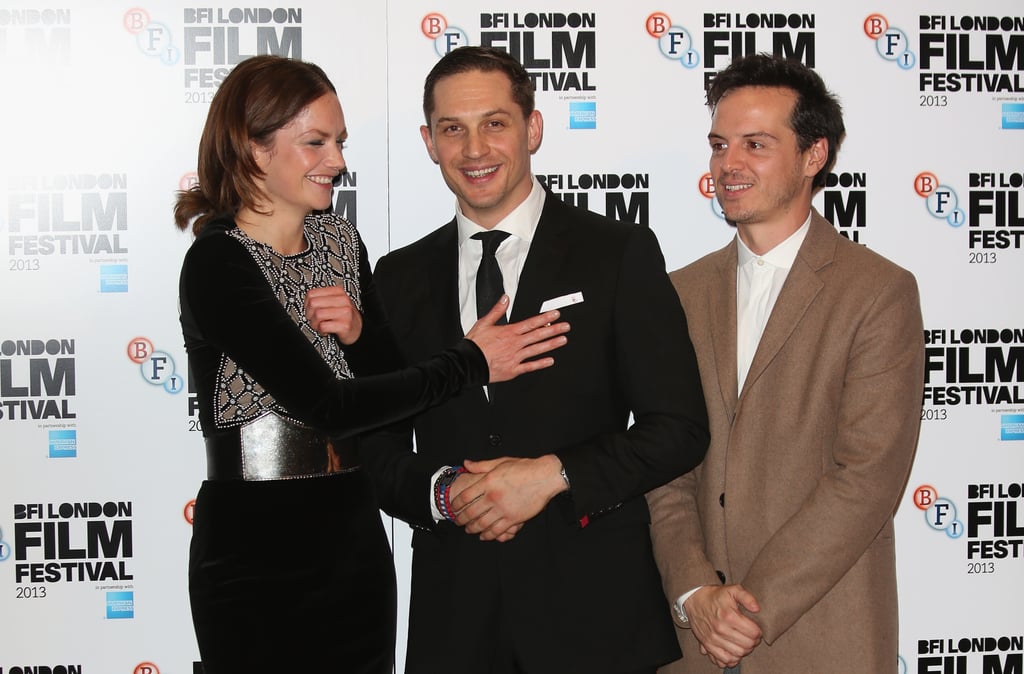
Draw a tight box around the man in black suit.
[363,46,709,674]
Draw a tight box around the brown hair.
[422,46,535,125]
[707,54,845,190]
[174,55,337,233]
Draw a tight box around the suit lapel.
[708,243,739,415]
[427,219,496,407]
[741,212,834,396]
[508,195,572,323]
[428,220,465,342]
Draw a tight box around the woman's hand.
[465,296,570,383]
[305,286,363,345]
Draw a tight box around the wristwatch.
[435,466,462,491]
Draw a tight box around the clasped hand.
[686,584,762,668]
[447,455,567,543]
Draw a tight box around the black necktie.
[472,230,511,324]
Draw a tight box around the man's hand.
[444,471,522,542]
[465,297,570,383]
[449,455,567,541]
[305,286,362,345]
[685,584,762,668]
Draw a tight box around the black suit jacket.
[364,192,709,673]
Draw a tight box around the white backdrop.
[1,2,1021,673]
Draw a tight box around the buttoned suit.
[363,191,709,674]
[647,212,924,673]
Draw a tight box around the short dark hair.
[707,54,845,190]
[422,46,535,125]
[174,55,337,233]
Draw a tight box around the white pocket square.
[540,291,584,312]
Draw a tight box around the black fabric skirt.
[189,470,396,673]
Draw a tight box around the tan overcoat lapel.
[707,242,739,416]
[740,212,835,398]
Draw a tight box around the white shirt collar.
[456,176,546,245]
[736,212,813,270]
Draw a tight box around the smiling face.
[249,92,348,225]
[421,69,543,229]
[709,86,826,252]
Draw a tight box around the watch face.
[438,467,461,488]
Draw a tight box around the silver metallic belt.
[204,413,360,481]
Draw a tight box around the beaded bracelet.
[433,466,466,522]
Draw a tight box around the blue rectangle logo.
[1002,103,1024,130]
[106,590,134,619]
[100,264,129,293]
[1001,414,1024,441]
[48,429,77,458]
[569,101,596,130]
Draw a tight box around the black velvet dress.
[178,212,486,673]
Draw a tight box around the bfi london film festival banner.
[0,1,1020,672]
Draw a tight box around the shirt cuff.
[674,586,704,626]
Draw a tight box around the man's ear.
[527,110,544,154]
[420,125,439,164]
[804,137,828,178]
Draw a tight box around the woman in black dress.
[173,55,567,674]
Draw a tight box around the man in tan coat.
[647,54,924,673]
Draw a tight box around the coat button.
[719,493,725,507]
[488,434,502,446]
[716,570,726,584]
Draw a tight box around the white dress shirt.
[456,176,546,333]
[735,214,811,391]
